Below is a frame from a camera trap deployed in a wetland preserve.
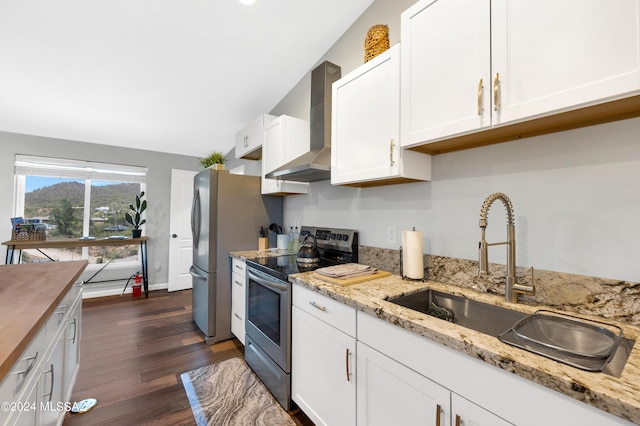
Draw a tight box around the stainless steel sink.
[388,289,527,337]
[387,289,634,376]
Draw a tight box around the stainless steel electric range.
[244,226,358,410]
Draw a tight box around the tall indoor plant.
[125,191,147,238]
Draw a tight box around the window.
[13,155,147,265]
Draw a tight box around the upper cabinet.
[235,113,276,160]
[331,44,431,187]
[261,115,309,195]
[401,0,640,154]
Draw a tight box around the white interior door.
[168,169,198,291]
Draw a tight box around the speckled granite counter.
[230,249,292,260]
[289,271,640,424]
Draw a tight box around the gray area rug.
[180,357,295,426]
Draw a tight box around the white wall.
[271,0,640,283]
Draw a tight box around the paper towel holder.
[399,245,427,282]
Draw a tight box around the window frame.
[13,155,148,267]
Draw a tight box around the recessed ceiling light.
[239,0,257,5]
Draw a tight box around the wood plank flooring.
[63,289,312,425]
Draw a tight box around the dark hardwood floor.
[63,289,312,425]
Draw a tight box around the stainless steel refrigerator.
[190,169,282,344]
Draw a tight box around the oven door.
[245,267,291,372]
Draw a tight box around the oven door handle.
[247,269,288,293]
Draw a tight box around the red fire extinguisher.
[132,273,142,297]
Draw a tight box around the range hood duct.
[265,61,341,182]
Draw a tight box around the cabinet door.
[231,270,246,345]
[263,118,284,175]
[491,0,640,125]
[357,342,451,426]
[63,295,82,402]
[332,45,400,184]
[451,393,513,426]
[291,306,356,426]
[38,332,65,426]
[235,114,276,160]
[401,0,491,147]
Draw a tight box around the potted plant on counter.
[125,191,147,238]
[199,151,226,170]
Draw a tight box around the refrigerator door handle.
[189,265,207,280]
[191,189,201,249]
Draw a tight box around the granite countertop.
[289,271,640,424]
[230,249,293,260]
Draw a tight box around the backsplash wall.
[360,245,640,326]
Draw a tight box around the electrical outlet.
[387,226,397,244]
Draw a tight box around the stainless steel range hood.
[265,61,341,182]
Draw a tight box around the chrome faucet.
[478,192,534,303]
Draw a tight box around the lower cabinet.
[290,285,633,426]
[0,284,83,426]
[291,287,356,426]
[230,258,246,345]
[357,341,511,426]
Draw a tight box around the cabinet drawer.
[293,285,356,337]
[232,258,246,276]
[0,322,46,403]
[44,291,72,340]
[231,271,246,305]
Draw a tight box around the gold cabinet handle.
[436,404,442,426]
[389,139,396,166]
[455,414,462,426]
[493,72,500,111]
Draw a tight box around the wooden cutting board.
[312,270,391,286]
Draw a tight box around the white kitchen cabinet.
[230,258,246,345]
[401,0,491,147]
[234,114,276,160]
[37,329,65,426]
[292,286,356,426]
[0,285,82,426]
[331,44,431,186]
[63,291,82,401]
[356,342,451,426]
[357,311,632,426]
[261,115,309,195]
[401,0,640,150]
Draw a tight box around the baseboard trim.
[82,282,169,299]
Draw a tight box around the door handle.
[171,234,177,238]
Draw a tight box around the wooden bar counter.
[0,260,87,381]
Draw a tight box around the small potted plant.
[125,191,147,238]
[199,151,226,170]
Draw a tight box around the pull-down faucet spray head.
[478,192,515,276]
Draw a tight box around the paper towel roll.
[402,230,424,279]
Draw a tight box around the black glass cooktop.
[246,255,337,282]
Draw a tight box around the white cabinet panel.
[357,342,450,426]
[492,0,640,124]
[401,0,491,146]
[235,114,276,160]
[332,44,431,186]
[291,306,356,426]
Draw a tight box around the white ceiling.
[0,0,374,158]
